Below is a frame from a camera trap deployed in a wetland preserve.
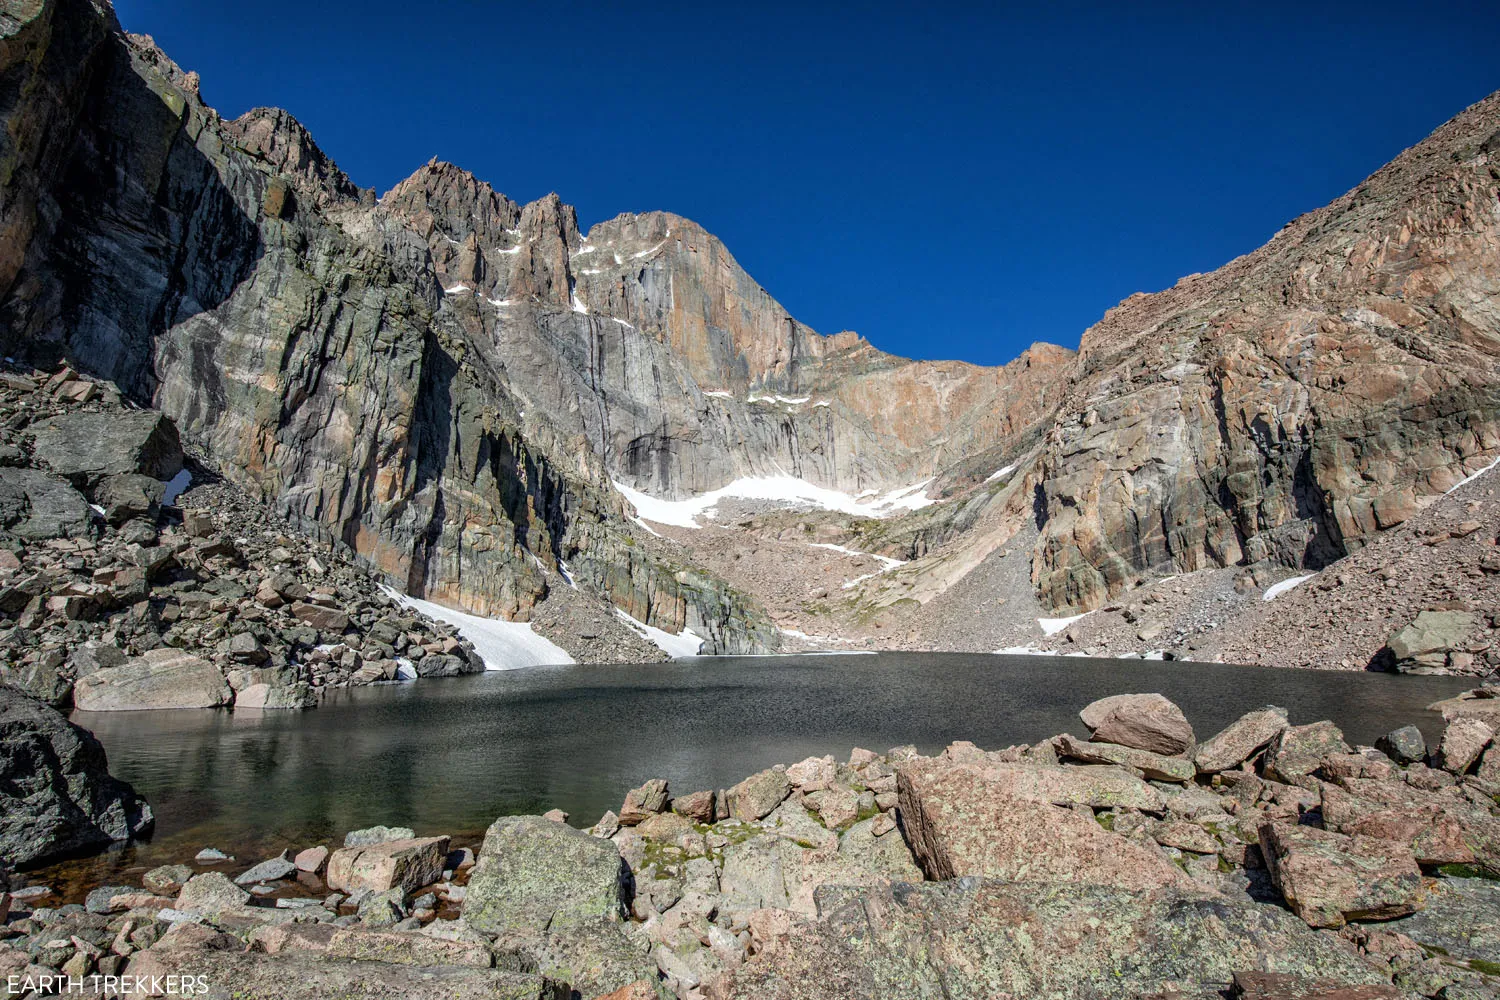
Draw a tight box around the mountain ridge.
[2,0,1498,665]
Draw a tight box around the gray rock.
[1375,725,1427,765]
[1193,707,1289,773]
[344,825,416,848]
[0,467,92,541]
[27,410,183,485]
[0,688,153,866]
[1388,610,1478,663]
[143,864,193,893]
[234,855,297,885]
[464,815,628,938]
[727,766,791,821]
[91,473,164,524]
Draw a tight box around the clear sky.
[113,0,1500,367]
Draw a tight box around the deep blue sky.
[114,1,1500,367]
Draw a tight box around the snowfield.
[381,586,575,669]
[611,475,938,529]
[614,608,703,658]
[1262,574,1315,601]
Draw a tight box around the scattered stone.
[1435,717,1495,774]
[1262,722,1351,784]
[234,855,297,885]
[1055,733,1194,782]
[618,778,669,825]
[294,846,329,873]
[144,864,193,893]
[175,872,251,914]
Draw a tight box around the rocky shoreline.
[3,691,1498,999]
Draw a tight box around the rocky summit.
[0,0,1496,664]
[2,2,1500,996]
[3,692,1498,999]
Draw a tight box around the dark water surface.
[42,653,1472,889]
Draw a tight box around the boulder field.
[3,693,1498,999]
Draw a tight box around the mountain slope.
[1,0,1498,664]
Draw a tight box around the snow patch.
[747,394,810,405]
[381,586,574,669]
[611,475,939,530]
[1038,612,1090,636]
[812,400,830,408]
[985,463,1016,483]
[162,469,192,505]
[569,290,589,314]
[809,542,905,570]
[573,245,597,256]
[1445,455,1500,494]
[614,608,703,658]
[443,284,470,295]
[487,298,514,307]
[1262,574,1315,601]
[633,240,668,259]
[703,390,733,399]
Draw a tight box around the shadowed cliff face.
[2,0,1499,644]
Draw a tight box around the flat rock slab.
[714,879,1389,999]
[326,836,449,895]
[125,948,565,999]
[325,927,493,968]
[73,648,232,711]
[1194,708,1291,774]
[1230,970,1401,999]
[464,815,627,938]
[896,757,1188,890]
[1055,733,1194,782]
[1259,821,1424,928]
[1385,875,1500,965]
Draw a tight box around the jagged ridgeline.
[3,0,1500,650]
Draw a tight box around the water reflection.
[53,653,1472,884]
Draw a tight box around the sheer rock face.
[4,0,1500,641]
[1029,96,1500,610]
